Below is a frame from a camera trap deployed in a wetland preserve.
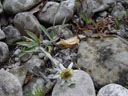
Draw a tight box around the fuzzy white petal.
[68,62,73,69]
[60,79,65,86]
[59,64,66,70]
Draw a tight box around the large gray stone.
[0,42,9,64]
[97,84,128,96]
[80,0,99,18]
[3,25,21,44]
[3,0,42,14]
[52,70,96,96]
[0,70,23,96]
[111,3,126,18]
[39,0,75,25]
[77,37,128,86]
[13,12,41,36]
[0,28,5,40]
[82,0,116,17]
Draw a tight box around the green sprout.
[24,85,48,96]
[115,17,120,29]
[80,12,92,24]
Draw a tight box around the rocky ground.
[0,0,128,96]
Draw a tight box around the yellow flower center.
[60,68,73,79]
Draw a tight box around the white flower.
[48,62,75,86]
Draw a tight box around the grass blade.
[17,41,36,47]
[26,31,40,45]
[40,25,52,40]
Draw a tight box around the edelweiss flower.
[48,62,75,86]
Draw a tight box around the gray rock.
[38,53,45,59]
[92,0,116,13]
[14,57,20,62]
[3,0,42,14]
[39,0,75,25]
[13,12,41,36]
[0,70,23,96]
[118,0,128,4]
[81,0,100,18]
[0,42,9,63]
[3,25,21,44]
[98,0,116,4]
[24,55,43,72]
[0,28,5,40]
[111,3,126,18]
[23,77,46,96]
[99,11,107,17]
[47,25,73,39]
[13,49,21,56]
[10,66,27,86]
[52,70,96,96]
[78,35,86,40]
[20,53,33,62]
[97,84,128,96]
[77,37,128,86]
[0,1,3,13]
[83,30,93,37]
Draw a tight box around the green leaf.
[80,12,88,22]
[115,17,120,29]
[40,25,52,40]
[86,18,92,24]
[49,32,55,39]
[18,47,37,57]
[23,36,35,43]
[17,41,37,47]
[26,31,40,45]
[127,9,128,15]
[75,0,80,8]
[53,0,62,26]
[80,12,92,24]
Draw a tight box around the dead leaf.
[24,73,33,85]
[56,36,79,48]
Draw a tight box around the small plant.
[17,30,75,86]
[80,12,92,24]
[48,62,74,86]
[24,85,48,96]
[75,0,80,8]
[126,9,128,15]
[40,25,58,52]
[115,17,120,29]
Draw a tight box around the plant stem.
[38,47,59,68]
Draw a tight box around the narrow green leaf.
[40,25,52,40]
[53,0,62,26]
[127,9,128,15]
[26,30,40,45]
[115,17,120,29]
[49,32,55,39]
[18,47,37,57]
[23,36,35,43]
[17,41,37,47]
